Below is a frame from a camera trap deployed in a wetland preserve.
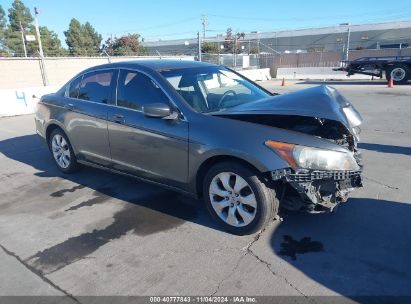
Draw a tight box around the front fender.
[187,140,289,194]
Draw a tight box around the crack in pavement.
[209,226,269,296]
[245,225,311,300]
[0,244,80,303]
[361,128,409,135]
[247,223,318,301]
[211,222,313,299]
[364,176,399,190]
[210,253,247,296]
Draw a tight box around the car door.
[107,69,189,188]
[63,69,116,166]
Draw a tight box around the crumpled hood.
[214,85,362,134]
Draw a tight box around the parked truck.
[335,55,411,84]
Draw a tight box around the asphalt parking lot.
[1,80,411,301]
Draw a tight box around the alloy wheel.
[51,134,71,169]
[209,172,257,227]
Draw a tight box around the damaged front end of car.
[271,167,362,213]
[215,85,364,213]
[265,139,363,213]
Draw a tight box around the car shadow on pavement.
[271,198,411,298]
[358,142,411,156]
[0,134,223,235]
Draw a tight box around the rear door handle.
[113,114,125,124]
[64,103,74,111]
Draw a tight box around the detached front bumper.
[271,168,363,213]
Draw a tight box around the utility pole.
[19,22,27,57]
[340,23,350,61]
[346,25,351,61]
[34,7,44,58]
[197,32,202,62]
[34,7,48,85]
[233,37,236,68]
[217,40,221,65]
[201,15,208,40]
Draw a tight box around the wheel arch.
[45,122,77,153]
[195,155,271,198]
[45,123,62,144]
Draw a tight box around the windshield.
[160,66,270,113]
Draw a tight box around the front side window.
[116,70,169,110]
[77,71,113,104]
[160,67,270,113]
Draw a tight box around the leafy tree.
[102,33,147,56]
[7,0,33,32]
[223,27,234,53]
[222,28,246,54]
[0,5,7,55]
[64,18,102,56]
[3,29,21,55]
[40,26,67,56]
[1,1,68,57]
[64,18,84,55]
[83,22,102,51]
[249,47,259,54]
[0,5,6,29]
[102,36,114,55]
[201,42,219,54]
[3,0,38,56]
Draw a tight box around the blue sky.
[1,0,411,45]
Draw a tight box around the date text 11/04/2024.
[149,296,257,303]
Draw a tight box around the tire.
[48,128,80,173]
[203,161,279,235]
[385,64,410,84]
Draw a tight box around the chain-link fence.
[199,47,411,72]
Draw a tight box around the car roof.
[84,59,216,73]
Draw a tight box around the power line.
[207,8,411,23]
[201,15,208,39]
[111,16,199,34]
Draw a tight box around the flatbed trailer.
[334,55,411,84]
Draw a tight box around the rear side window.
[67,75,82,98]
[78,71,113,104]
[116,70,169,110]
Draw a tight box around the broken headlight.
[265,141,360,171]
[293,145,359,171]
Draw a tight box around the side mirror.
[142,103,177,119]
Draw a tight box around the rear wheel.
[386,64,410,84]
[203,161,279,235]
[48,128,79,173]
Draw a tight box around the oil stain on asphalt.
[25,190,198,274]
[279,235,324,260]
[50,184,85,198]
[64,187,114,211]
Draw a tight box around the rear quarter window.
[77,71,114,104]
[67,75,83,98]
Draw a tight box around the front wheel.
[203,161,279,235]
[386,64,410,84]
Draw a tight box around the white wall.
[238,68,271,81]
[0,86,59,117]
[276,67,373,80]
[0,56,195,89]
